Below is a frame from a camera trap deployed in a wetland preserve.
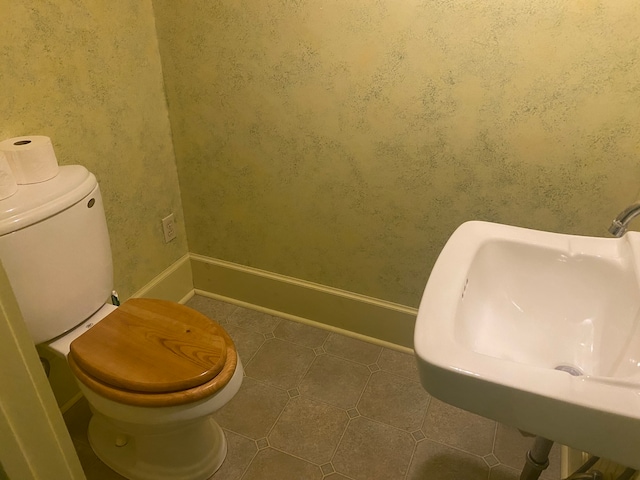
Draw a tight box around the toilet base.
[88,412,227,480]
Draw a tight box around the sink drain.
[554,365,583,376]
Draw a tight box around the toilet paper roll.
[0,151,18,200]
[0,135,59,184]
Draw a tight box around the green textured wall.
[0,1,188,300]
[154,0,640,307]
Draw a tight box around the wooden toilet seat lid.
[69,298,228,394]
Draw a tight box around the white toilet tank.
[0,165,113,344]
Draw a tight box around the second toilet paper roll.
[0,152,18,200]
[0,135,59,184]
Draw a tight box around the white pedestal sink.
[414,221,640,469]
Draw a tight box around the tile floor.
[63,295,562,480]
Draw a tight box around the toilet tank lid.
[0,165,97,236]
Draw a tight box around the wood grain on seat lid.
[69,298,227,393]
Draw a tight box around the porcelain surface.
[414,221,640,469]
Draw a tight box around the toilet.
[0,165,243,480]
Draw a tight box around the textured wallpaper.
[0,1,188,299]
[156,0,640,307]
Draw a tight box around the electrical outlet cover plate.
[162,214,176,243]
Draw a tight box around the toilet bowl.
[0,165,243,480]
[49,298,243,480]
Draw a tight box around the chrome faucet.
[609,202,640,237]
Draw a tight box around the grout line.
[353,367,372,411]
[374,345,383,364]
[416,383,432,438]
[491,421,500,472]
[227,323,264,366]
[321,350,382,370]
[492,421,498,450]
[240,373,289,394]
[329,416,353,474]
[351,412,425,440]
[217,428,259,480]
[264,400,290,442]
[422,435,490,461]
[403,441,420,480]
[237,447,259,480]
[265,443,328,471]
[298,343,322,381]
[487,422,503,480]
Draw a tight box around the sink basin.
[414,221,640,469]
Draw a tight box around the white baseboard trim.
[190,254,417,349]
[194,289,413,353]
[60,391,84,414]
[130,253,194,303]
[117,252,416,348]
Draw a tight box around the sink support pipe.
[520,436,554,480]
